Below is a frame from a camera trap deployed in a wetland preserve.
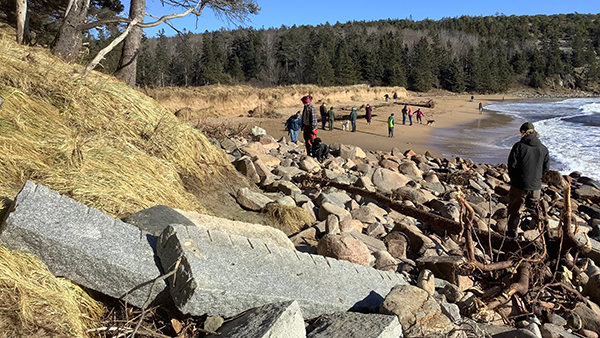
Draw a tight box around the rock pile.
[2,125,600,337]
[215,127,600,337]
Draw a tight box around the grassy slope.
[0,23,246,218]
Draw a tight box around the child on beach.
[387,113,395,137]
[416,109,424,124]
[408,107,413,126]
[285,111,302,143]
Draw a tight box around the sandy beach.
[206,93,518,159]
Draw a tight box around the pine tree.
[408,37,434,92]
[314,45,335,86]
[333,40,359,85]
[154,30,172,87]
[380,33,406,87]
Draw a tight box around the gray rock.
[318,202,352,222]
[278,180,303,196]
[476,324,538,338]
[251,126,267,138]
[326,214,340,235]
[301,200,318,224]
[372,168,409,195]
[206,301,305,338]
[574,185,600,200]
[539,323,579,338]
[315,192,345,208]
[221,138,238,153]
[343,231,387,253]
[274,166,304,178]
[307,312,403,338]
[392,186,433,204]
[157,224,407,318]
[123,204,195,236]
[237,187,273,211]
[440,302,461,323]
[234,156,261,183]
[380,284,454,338]
[442,283,465,303]
[417,269,435,296]
[365,222,386,238]
[398,161,422,177]
[416,256,466,286]
[356,176,377,192]
[1,181,163,308]
[440,203,461,222]
[276,195,297,207]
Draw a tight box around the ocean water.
[430,97,600,181]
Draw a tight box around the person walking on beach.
[393,92,398,103]
[328,106,335,131]
[506,122,549,239]
[349,107,358,132]
[301,95,318,155]
[401,105,408,125]
[384,94,389,102]
[365,104,373,124]
[320,102,328,130]
[387,113,395,137]
[408,107,413,126]
[470,95,474,102]
[479,101,483,114]
[415,108,424,124]
[285,111,302,143]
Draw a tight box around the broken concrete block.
[307,312,403,338]
[157,224,407,318]
[0,181,163,308]
[207,301,305,338]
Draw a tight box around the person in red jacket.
[507,122,550,238]
[301,95,318,155]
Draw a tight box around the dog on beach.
[341,120,350,131]
[311,137,330,162]
[426,119,436,126]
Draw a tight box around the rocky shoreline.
[219,126,600,337]
[2,125,600,338]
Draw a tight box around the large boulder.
[372,168,409,195]
[0,181,164,308]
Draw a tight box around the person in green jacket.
[328,107,336,131]
[387,113,395,137]
[350,107,358,132]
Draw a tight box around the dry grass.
[146,84,409,119]
[0,245,104,338]
[0,22,247,218]
[263,204,312,236]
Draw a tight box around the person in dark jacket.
[365,104,373,124]
[327,106,335,131]
[301,95,318,155]
[285,111,302,143]
[507,122,550,238]
[320,102,328,130]
[349,107,358,132]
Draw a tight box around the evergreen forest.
[37,11,600,92]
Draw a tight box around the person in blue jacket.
[285,111,302,143]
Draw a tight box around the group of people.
[400,105,424,126]
[286,94,550,244]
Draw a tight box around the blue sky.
[141,0,600,37]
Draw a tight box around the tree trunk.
[51,0,91,63]
[114,0,145,86]
[15,0,28,44]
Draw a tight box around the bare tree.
[15,0,29,44]
[51,0,259,85]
